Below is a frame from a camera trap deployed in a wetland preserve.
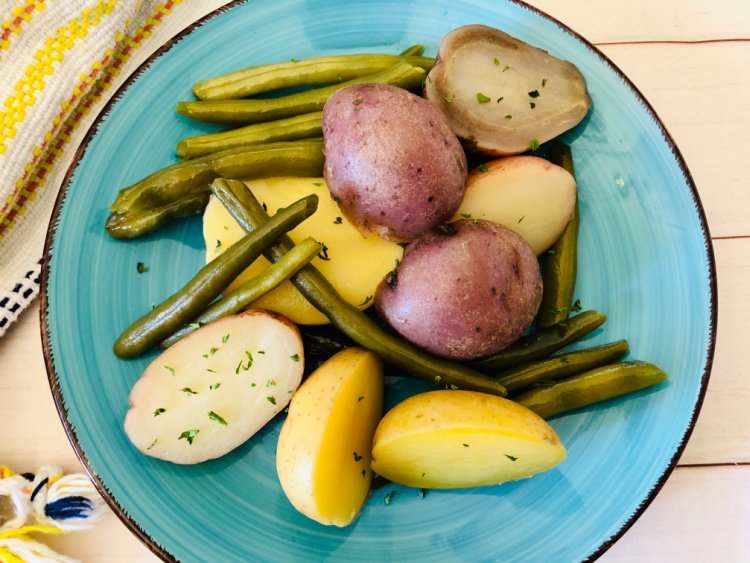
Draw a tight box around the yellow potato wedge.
[454,156,576,255]
[276,348,384,526]
[371,390,566,488]
[204,177,403,324]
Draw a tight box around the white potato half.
[454,156,576,254]
[124,309,304,464]
[204,177,403,325]
[276,348,383,526]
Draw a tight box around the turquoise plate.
[41,0,716,561]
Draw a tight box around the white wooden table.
[1,1,748,560]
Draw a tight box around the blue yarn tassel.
[44,496,95,520]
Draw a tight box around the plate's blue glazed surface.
[42,0,715,561]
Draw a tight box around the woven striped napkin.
[0,0,229,338]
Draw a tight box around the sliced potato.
[425,24,591,155]
[276,348,383,526]
[204,177,403,324]
[371,390,566,488]
[124,309,303,464]
[454,156,576,254]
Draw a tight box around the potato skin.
[322,83,467,241]
[375,219,542,360]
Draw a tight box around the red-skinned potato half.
[374,219,542,360]
[322,83,467,242]
[424,24,591,155]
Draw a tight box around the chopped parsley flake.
[352,98,362,105]
[181,387,197,395]
[502,65,510,72]
[215,240,222,250]
[505,114,513,120]
[147,439,157,450]
[189,322,201,330]
[530,102,536,109]
[153,408,165,416]
[289,354,300,362]
[478,163,489,173]
[529,138,540,151]
[178,429,199,445]
[358,295,373,306]
[397,241,409,248]
[461,213,472,219]
[444,94,455,104]
[434,375,442,383]
[528,89,540,98]
[542,78,548,87]
[222,334,230,343]
[572,299,583,312]
[164,365,175,376]
[333,216,343,224]
[463,443,470,447]
[357,396,365,402]
[257,350,265,354]
[505,454,518,461]
[476,92,491,104]
[493,57,500,65]
[496,97,504,103]
[266,378,277,387]
[318,243,331,261]
[518,215,525,223]
[312,182,323,186]
[136,262,148,274]
[449,384,459,390]
[419,488,426,498]
[236,351,253,373]
[210,382,221,390]
[267,395,277,405]
[209,411,228,426]
[353,452,363,462]
[384,491,395,505]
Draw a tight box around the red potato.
[322,83,467,242]
[375,220,542,360]
[425,24,591,155]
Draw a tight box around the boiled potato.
[375,219,542,360]
[323,83,467,241]
[204,177,403,324]
[276,348,383,526]
[124,309,304,464]
[455,156,577,254]
[425,24,591,155]
[371,390,566,488]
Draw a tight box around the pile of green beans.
[113,194,319,358]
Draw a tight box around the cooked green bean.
[113,194,319,359]
[514,361,668,419]
[499,340,629,394]
[176,112,323,159]
[179,62,426,125]
[106,140,323,238]
[537,142,580,327]
[160,236,321,348]
[399,44,425,56]
[211,178,507,397]
[471,310,607,372]
[193,54,434,100]
[105,191,210,240]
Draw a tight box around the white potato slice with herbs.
[454,156,577,255]
[124,309,304,464]
[425,24,591,155]
[276,348,383,526]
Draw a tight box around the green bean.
[105,191,210,240]
[399,44,425,56]
[499,340,629,394]
[106,140,323,238]
[176,112,322,159]
[537,142,580,327]
[193,54,434,100]
[160,236,321,348]
[179,62,426,125]
[471,310,607,372]
[211,178,507,397]
[113,194,319,359]
[514,361,668,419]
